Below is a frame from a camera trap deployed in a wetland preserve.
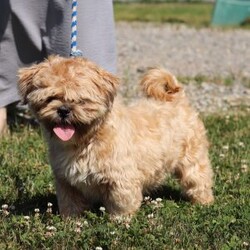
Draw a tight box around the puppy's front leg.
[55,177,90,217]
[103,183,143,216]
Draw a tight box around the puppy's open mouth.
[53,124,75,141]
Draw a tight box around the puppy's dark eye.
[46,97,56,103]
[79,98,92,105]
[79,100,86,105]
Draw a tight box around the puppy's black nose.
[57,106,70,119]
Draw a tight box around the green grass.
[114,3,214,27]
[177,74,250,87]
[114,2,250,29]
[0,109,249,249]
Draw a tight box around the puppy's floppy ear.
[97,69,119,109]
[102,70,119,100]
[18,64,41,104]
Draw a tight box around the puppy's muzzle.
[57,105,71,119]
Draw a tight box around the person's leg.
[77,0,117,74]
[45,0,117,73]
[0,0,49,133]
[0,1,18,134]
[0,0,49,108]
[0,107,8,137]
[0,0,20,110]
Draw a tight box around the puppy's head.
[18,55,119,142]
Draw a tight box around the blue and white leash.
[70,0,83,57]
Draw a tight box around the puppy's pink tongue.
[53,125,75,141]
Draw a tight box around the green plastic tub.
[212,0,250,26]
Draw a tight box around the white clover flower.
[48,183,54,191]
[243,242,249,247]
[222,145,229,151]
[234,173,240,180]
[99,206,106,212]
[113,215,123,224]
[24,216,30,220]
[241,164,248,173]
[1,204,8,210]
[156,198,162,203]
[151,200,158,205]
[47,202,53,207]
[95,247,103,250]
[147,213,154,219]
[76,221,83,227]
[144,196,151,201]
[34,208,40,213]
[46,226,57,232]
[74,228,81,233]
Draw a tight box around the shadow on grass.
[149,185,185,202]
[4,185,185,216]
[1,194,59,216]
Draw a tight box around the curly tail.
[140,68,182,102]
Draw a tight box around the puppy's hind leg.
[175,156,214,205]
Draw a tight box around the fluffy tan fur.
[18,55,214,216]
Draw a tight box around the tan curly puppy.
[18,55,214,216]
